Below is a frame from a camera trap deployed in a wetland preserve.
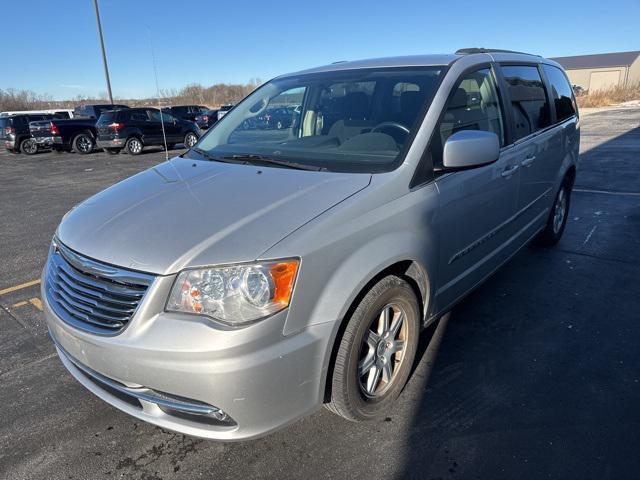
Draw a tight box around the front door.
[431,67,521,311]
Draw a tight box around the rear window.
[172,107,190,115]
[97,112,116,123]
[542,64,577,122]
[501,65,551,140]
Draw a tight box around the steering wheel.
[370,121,410,145]
[371,121,410,135]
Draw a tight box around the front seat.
[327,92,373,143]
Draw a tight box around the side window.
[131,112,149,122]
[147,110,163,122]
[501,65,551,140]
[432,68,505,165]
[542,64,577,122]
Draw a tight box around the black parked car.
[161,105,208,122]
[2,113,58,154]
[243,106,299,130]
[29,104,129,154]
[194,109,219,129]
[73,104,129,119]
[96,107,201,155]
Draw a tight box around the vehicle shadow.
[395,121,640,479]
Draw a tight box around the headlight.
[166,259,299,325]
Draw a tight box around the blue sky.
[3,0,639,99]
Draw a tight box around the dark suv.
[96,108,201,155]
[161,105,208,122]
[2,113,57,154]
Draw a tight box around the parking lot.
[1,106,639,479]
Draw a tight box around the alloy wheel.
[185,133,197,148]
[22,139,38,154]
[553,187,567,234]
[358,303,407,397]
[77,136,92,153]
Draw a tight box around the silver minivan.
[43,49,579,440]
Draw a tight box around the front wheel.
[20,138,38,155]
[183,132,198,148]
[326,275,420,421]
[536,180,571,246]
[72,133,94,154]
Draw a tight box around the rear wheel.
[104,148,121,155]
[326,275,420,421]
[72,133,94,154]
[125,137,143,155]
[20,138,38,155]
[183,132,198,148]
[536,179,572,246]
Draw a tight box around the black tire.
[183,131,198,148]
[20,138,38,155]
[104,148,121,155]
[125,137,143,155]
[72,133,94,155]
[326,275,420,421]
[536,179,572,246]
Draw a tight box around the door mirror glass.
[443,130,499,169]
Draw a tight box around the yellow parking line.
[0,279,41,296]
[11,300,29,308]
[29,298,43,311]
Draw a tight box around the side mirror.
[443,130,499,169]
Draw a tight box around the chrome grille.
[45,239,155,334]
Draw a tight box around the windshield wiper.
[225,154,326,171]
[189,147,248,165]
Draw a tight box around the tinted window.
[501,65,550,140]
[0,118,8,130]
[432,68,505,164]
[130,111,149,122]
[172,107,189,116]
[98,112,116,124]
[542,65,577,122]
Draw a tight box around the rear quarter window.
[542,64,577,122]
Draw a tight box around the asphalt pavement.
[1,107,639,480]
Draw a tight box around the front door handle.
[501,164,519,178]
[521,155,536,167]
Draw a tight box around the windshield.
[196,67,444,173]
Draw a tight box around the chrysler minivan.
[43,49,579,440]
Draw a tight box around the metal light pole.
[92,0,113,103]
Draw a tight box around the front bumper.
[42,276,333,441]
[96,138,125,149]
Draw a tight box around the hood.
[57,157,370,275]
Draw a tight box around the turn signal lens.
[166,259,299,325]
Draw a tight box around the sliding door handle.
[501,164,519,178]
[521,156,536,167]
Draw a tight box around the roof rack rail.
[455,48,539,56]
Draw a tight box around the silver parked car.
[43,49,579,440]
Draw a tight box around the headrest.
[343,92,369,119]
[400,91,425,117]
[450,88,468,109]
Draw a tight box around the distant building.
[550,51,640,92]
